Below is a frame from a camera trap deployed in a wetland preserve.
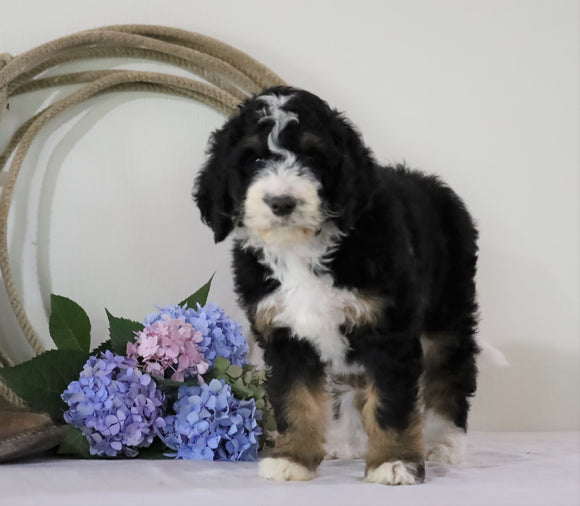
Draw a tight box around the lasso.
[0,25,285,405]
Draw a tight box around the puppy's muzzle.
[264,194,297,217]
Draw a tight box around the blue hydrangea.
[145,303,249,367]
[161,379,262,462]
[61,350,166,457]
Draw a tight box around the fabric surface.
[0,432,578,506]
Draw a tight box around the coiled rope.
[0,24,285,405]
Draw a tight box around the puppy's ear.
[329,111,376,231]
[193,130,236,243]
[194,95,260,243]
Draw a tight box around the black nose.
[264,195,297,216]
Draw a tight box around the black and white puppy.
[194,86,479,485]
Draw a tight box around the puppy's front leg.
[259,329,328,481]
[359,335,425,485]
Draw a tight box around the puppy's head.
[194,86,375,245]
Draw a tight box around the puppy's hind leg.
[422,197,479,464]
[421,330,479,464]
[359,337,425,485]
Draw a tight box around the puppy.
[194,87,479,485]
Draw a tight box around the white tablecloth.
[1,432,578,506]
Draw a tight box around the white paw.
[325,420,367,460]
[423,410,467,464]
[425,440,465,464]
[259,457,316,482]
[365,461,422,485]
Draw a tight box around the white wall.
[0,0,578,431]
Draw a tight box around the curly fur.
[194,86,479,484]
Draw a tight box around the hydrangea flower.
[61,350,166,457]
[127,315,209,382]
[145,303,249,367]
[161,379,262,462]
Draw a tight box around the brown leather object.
[0,410,63,462]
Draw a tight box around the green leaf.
[264,414,277,432]
[106,309,143,355]
[49,294,91,352]
[0,350,90,421]
[204,368,227,382]
[138,438,171,460]
[231,379,253,400]
[236,386,255,399]
[213,356,230,373]
[57,425,92,458]
[179,274,214,308]
[155,377,199,390]
[91,339,112,355]
[226,365,243,379]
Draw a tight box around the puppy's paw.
[324,434,367,460]
[423,410,467,464]
[425,431,466,464]
[365,461,424,486]
[425,441,465,464]
[259,457,316,482]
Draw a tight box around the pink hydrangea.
[127,315,209,382]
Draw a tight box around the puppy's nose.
[264,195,297,216]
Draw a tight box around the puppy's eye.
[240,151,264,167]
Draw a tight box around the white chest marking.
[256,245,368,375]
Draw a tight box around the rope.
[0,346,13,367]
[0,24,285,405]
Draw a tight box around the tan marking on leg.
[421,332,456,368]
[273,382,329,471]
[361,384,424,472]
[421,333,470,464]
[421,332,461,422]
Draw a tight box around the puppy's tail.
[476,337,510,368]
